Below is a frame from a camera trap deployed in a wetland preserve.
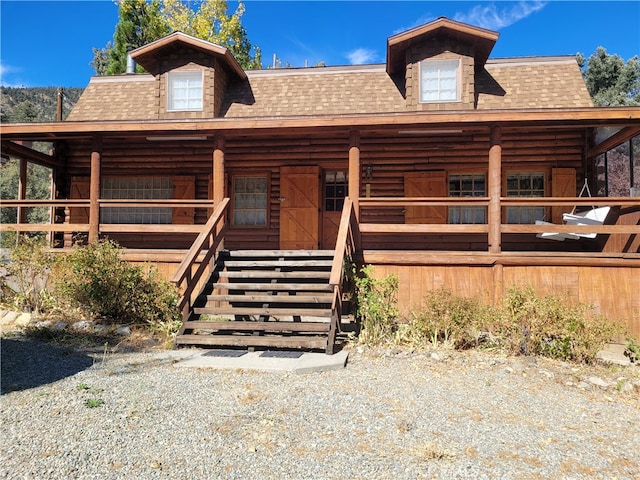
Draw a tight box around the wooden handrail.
[170,198,229,317]
[0,198,217,237]
[4,197,637,209]
[357,222,639,236]
[502,224,640,234]
[499,197,639,207]
[359,197,640,208]
[360,197,489,207]
[329,197,359,287]
[0,199,215,207]
[0,223,90,233]
[0,199,89,206]
[171,198,229,285]
[327,198,360,345]
[99,199,215,208]
[359,224,488,234]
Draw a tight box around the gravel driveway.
[2,336,639,479]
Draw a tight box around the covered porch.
[1,107,639,341]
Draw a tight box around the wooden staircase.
[175,250,342,354]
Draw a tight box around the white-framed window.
[506,172,546,224]
[420,59,460,103]
[232,176,268,227]
[101,177,173,224]
[448,173,486,224]
[167,71,203,111]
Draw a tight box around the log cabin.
[2,17,639,352]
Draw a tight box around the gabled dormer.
[130,31,246,119]
[387,17,499,110]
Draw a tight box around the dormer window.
[420,59,460,103]
[167,71,203,111]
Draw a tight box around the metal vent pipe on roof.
[126,53,136,74]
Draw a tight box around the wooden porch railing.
[328,197,361,347]
[358,197,640,239]
[0,199,217,237]
[169,198,229,322]
[2,196,638,247]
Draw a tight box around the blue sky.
[1,0,638,87]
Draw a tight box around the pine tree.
[577,47,640,106]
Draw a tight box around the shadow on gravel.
[1,337,94,394]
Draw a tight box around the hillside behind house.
[0,87,83,123]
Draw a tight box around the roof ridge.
[246,64,386,77]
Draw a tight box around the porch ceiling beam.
[0,140,63,168]
[587,125,640,158]
[1,107,639,141]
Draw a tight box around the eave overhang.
[130,31,247,80]
[387,17,499,75]
[2,107,639,142]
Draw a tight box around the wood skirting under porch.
[110,248,640,339]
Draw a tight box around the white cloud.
[347,48,378,65]
[454,1,548,30]
[0,63,14,78]
[0,63,25,87]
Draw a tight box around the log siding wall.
[60,127,586,251]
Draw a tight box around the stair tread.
[194,306,333,316]
[221,260,333,268]
[182,320,330,332]
[222,250,334,257]
[216,271,330,279]
[210,283,333,292]
[175,334,327,349]
[206,294,333,303]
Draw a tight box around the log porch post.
[17,159,27,226]
[213,136,226,251]
[488,126,502,254]
[213,135,225,204]
[88,136,102,243]
[348,130,360,220]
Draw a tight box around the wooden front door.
[404,171,447,224]
[280,166,320,250]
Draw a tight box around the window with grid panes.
[167,71,203,111]
[448,173,486,224]
[324,171,348,212]
[100,178,173,224]
[233,176,268,226]
[420,59,460,102]
[506,172,545,224]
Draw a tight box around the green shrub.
[352,265,399,345]
[496,286,623,363]
[625,339,639,364]
[2,235,55,313]
[52,240,181,334]
[355,281,624,364]
[404,289,493,349]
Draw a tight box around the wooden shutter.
[172,176,195,224]
[551,168,576,224]
[404,171,447,224]
[69,177,90,224]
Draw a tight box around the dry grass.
[412,441,456,461]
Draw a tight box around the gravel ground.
[1,335,639,480]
